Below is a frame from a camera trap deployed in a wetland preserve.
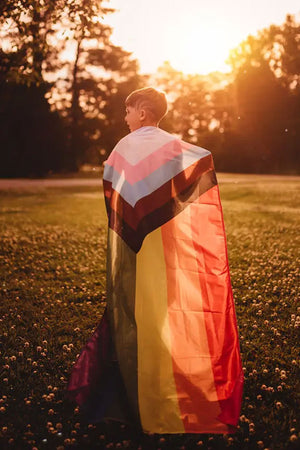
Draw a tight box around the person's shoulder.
[113,133,131,150]
[113,127,168,149]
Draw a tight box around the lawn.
[0,175,299,449]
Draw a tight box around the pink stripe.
[107,139,192,185]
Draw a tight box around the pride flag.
[68,126,243,434]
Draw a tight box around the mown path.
[0,178,102,189]
[0,173,299,190]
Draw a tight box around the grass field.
[0,174,299,449]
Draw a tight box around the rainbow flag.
[68,126,243,434]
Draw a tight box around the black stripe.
[108,169,217,253]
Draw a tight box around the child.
[67,87,243,434]
[124,87,168,132]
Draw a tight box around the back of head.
[125,87,168,124]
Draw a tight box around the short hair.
[125,87,168,123]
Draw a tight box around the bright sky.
[104,0,300,75]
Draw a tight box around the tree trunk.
[69,35,84,171]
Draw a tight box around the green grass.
[0,175,299,449]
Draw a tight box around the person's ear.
[139,108,146,121]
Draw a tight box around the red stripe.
[190,186,243,426]
[161,186,242,432]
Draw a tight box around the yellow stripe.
[135,227,184,433]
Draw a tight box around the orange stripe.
[161,186,231,433]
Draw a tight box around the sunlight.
[106,0,300,76]
[161,25,234,75]
[105,4,239,75]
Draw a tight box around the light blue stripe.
[104,146,211,207]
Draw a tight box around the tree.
[227,14,300,173]
[228,14,300,91]
[97,74,148,159]
[0,2,70,175]
[0,0,143,174]
[0,0,67,84]
[61,1,143,168]
[155,62,213,142]
[154,62,238,173]
[0,81,67,177]
[154,14,300,174]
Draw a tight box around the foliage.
[55,0,142,169]
[0,176,299,449]
[155,15,300,175]
[0,82,67,177]
[62,1,144,169]
[98,74,148,155]
[0,0,115,83]
[0,0,143,174]
[156,62,223,141]
[224,14,300,173]
[0,7,299,175]
[227,14,300,90]
[0,0,66,83]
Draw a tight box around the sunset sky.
[104,0,300,75]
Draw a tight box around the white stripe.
[104,148,210,207]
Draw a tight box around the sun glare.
[105,2,239,75]
[164,26,233,75]
[106,0,300,76]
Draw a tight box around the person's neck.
[140,121,157,128]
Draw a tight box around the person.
[67,87,243,434]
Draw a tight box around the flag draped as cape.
[67,126,243,434]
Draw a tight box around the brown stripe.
[104,153,213,230]
[107,169,217,253]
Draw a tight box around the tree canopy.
[156,15,300,174]
[0,0,144,175]
[0,7,299,176]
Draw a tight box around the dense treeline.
[158,14,300,174]
[0,1,299,176]
[0,0,145,176]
